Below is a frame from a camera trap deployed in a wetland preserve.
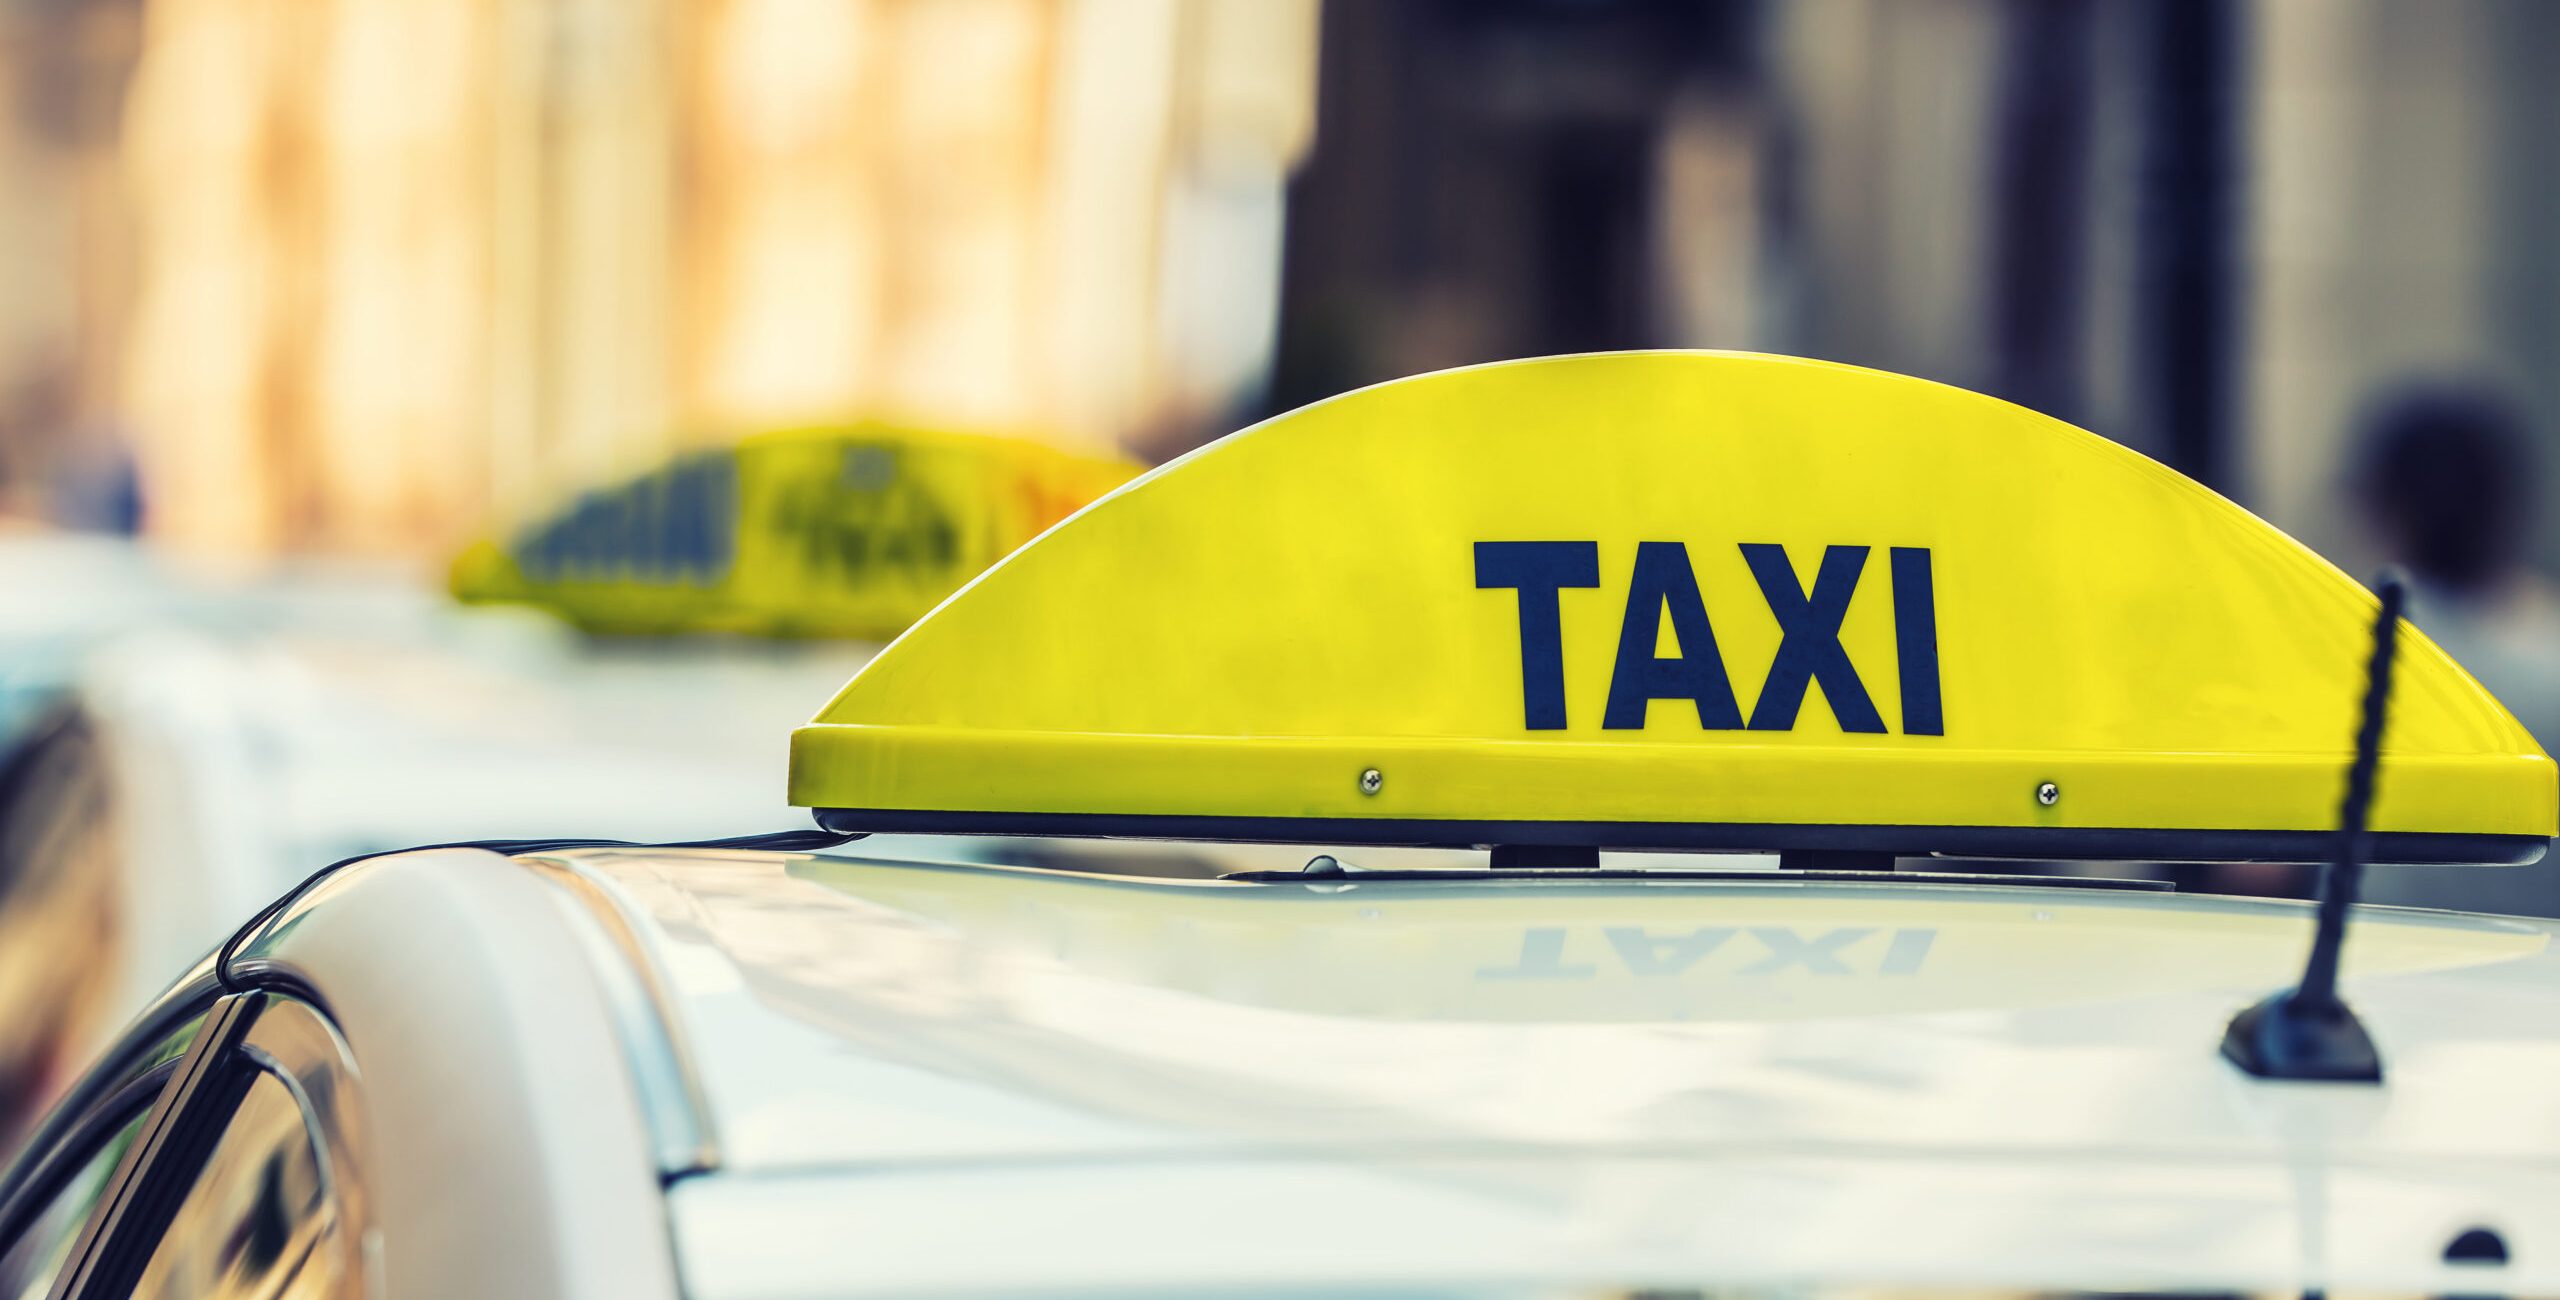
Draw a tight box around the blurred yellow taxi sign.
[790,352,2555,863]
[451,425,1138,640]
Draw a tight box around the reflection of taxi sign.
[790,352,2556,863]
[796,859,2546,1022]
[451,425,1138,639]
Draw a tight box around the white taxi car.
[1,352,2552,1298]
[0,425,1136,1150]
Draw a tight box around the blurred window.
[0,1107,144,1300]
[0,709,118,1140]
[127,1070,357,1299]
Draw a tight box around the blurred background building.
[0,0,2557,584]
[0,0,1319,555]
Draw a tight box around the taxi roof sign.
[790,352,2556,864]
[451,424,1136,640]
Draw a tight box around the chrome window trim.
[234,995,373,1276]
[49,991,265,1299]
[0,1063,172,1270]
[43,992,372,1300]
[0,960,221,1215]
[518,854,718,1177]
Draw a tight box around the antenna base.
[2220,991,2383,1083]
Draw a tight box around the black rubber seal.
[815,807,2548,866]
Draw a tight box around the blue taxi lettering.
[1880,925,1935,974]
[1474,926,1596,980]
[517,452,737,586]
[1605,925,1736,976]
[1739,925,1873,975]
[1480,541,1943,735]
[1477,926,1938,980]
[1472,542,1601,729]
[772,444,964,584]
[1889,547,1944,735]
[1604,542,1743,730]
[1742,544,1884,732]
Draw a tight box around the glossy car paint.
[515,845,2560,1297]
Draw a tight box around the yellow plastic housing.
[452,424,1137,640]
[790,353,2555,861]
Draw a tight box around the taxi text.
[1477,541,1942,734]
[1478,925,1937,979]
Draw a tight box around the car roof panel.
[549,845,2560,1187]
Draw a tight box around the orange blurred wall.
[91,0,1315,558]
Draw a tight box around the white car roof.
[44,569,876,1046]
[413,843,2560,1298]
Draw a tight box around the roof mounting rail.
[2220,573,2405,1084]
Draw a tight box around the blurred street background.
[5,0,2560,1134]
[1,0,2556,568]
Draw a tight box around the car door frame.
[39,987,370,1300]
[9,847,686,1300]
[0,961,219,1268]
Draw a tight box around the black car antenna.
[2220,572,2406,1083]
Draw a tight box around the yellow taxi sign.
[452,424,1137,639]
[790,353,2555,862]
